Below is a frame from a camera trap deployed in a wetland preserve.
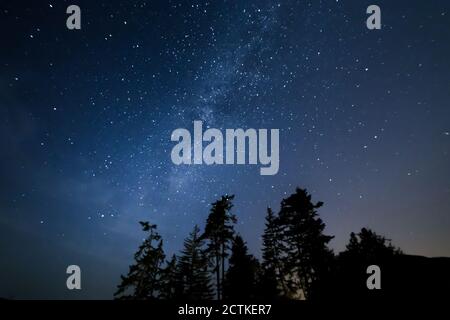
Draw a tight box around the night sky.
[1,0,449,299]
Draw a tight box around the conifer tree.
[114,221,165,300]
[344,227,402,261]
[178,225,213,300]
[261,208,286,298]
[160,254,182,300]
[202,195,236,300]
[224,235,260,300]
[333,228,403,300]
[277,188,334,299]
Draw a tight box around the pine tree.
[277,188,334,300]
[332,228,402,300]
[202,195,236,300]
[344,227,402,261]
[224,235,260,300]
[114,221,165,300]
[260,208,286,299]
[159,254,183,300]
[178,225,213,300]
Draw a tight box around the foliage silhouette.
[115,221,165,300]
[276,188,334,299]
[177,225,213,300]
[344,228,402,260]
[116,188,450,302]
[319,227,404,301]
[159,254,181,300]
[201,195,236,300]
[223,235,260,300]
[260,208,286,299]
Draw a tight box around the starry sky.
[0,0,449,299]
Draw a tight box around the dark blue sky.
[1,0,449,299]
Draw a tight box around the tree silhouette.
[277,188,334,299]
[202,195,236,300]
[343,227,402,260]
[113,189,443,302]
[260,208,286,299]
[223,235,260,300]
[115,221,165,299]
[178,225,213,300]
[159,254,182,300]
[328,227,403,300]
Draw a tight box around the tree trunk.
[221,243,225,300]
[216,254,221,300]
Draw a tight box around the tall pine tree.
[115,221,165,299]
[178,225,213,300]
[261,208,286,299]
[224,235,260,300]
[159,254,183,300]
[202,195,236,300]
[277,188,334,300]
